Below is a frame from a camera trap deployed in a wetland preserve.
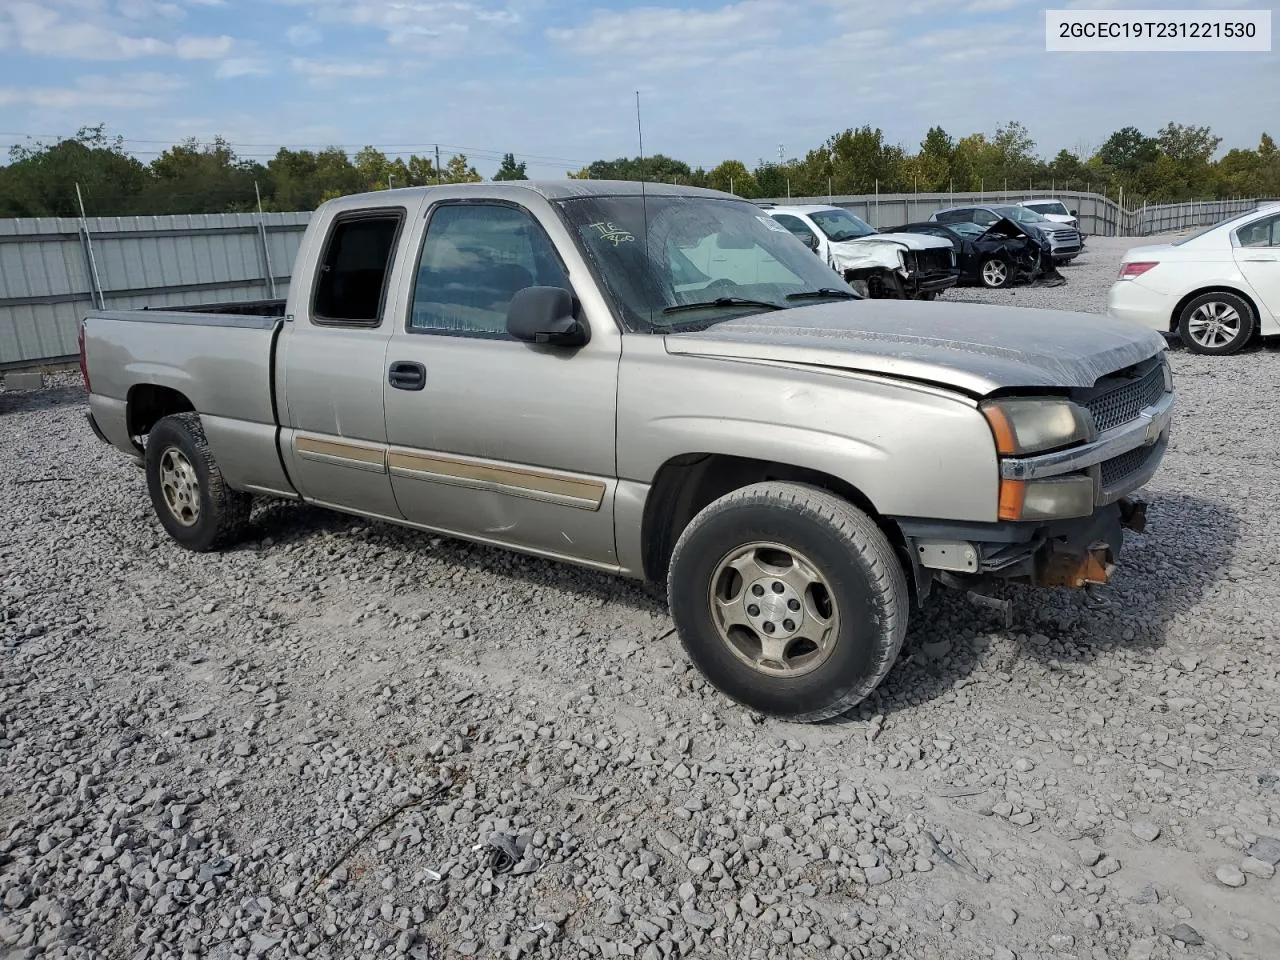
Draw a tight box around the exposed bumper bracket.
[1034,539,1115,589]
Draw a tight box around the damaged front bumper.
[900,495,1149,600]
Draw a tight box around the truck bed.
[81,306,292,498]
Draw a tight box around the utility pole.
[435,144,442,184]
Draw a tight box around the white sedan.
[1107,202,1280,355]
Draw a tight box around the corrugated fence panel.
[0,211,311,366]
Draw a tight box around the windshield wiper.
[662,296,784,316]
[785,288,858,301]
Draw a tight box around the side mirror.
[506,286,589,347]
[1069,209,1077,216]
[801,232,820,252]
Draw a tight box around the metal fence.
[1,192,1275,369]
[755,190,1269,239]
[0,211,310,368]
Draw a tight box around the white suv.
[1107,202,1280,355]
[763,204,957,300]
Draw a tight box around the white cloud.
[0,72,185,109]
[547,0,783,59]
[285,23,323,45]
[290,57,389,81]
[280,0,526,53]
[1,0,238,60]
[174,33,234,58]
[116,0,185,20]
[215,57,270,78]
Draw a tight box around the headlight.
[998,475,1095,521]
[980,398,1095,456]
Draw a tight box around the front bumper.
[902,377,1172,593]
[914,270,960,294]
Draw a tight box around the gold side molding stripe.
[387,449,607,510]
[295,435,387,473]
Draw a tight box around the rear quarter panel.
[617,337,1000,523]
[83,311,290,494]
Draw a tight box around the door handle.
[388,361,426,391]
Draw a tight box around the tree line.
[1,121,1276,220]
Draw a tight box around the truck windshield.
[554,194,860,332]
[809,208,877,242]
[1026,202,1069,217]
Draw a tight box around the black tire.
[1177,291,1256,356]
[979,257,1011,289]
[666,482,909,723]
[145,412,252,552]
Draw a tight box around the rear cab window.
[311,211,405,326]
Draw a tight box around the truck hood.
[664,299,1167,396]
[829,233,953,272]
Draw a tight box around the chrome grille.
[1100,443,1158,488]
[1086,365,1165,433]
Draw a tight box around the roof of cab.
[323,179,738,209]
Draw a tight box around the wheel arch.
[127,383,196,438]
[639,452,919,602]
[1169,285,1260,334]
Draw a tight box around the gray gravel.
[3,236,1280,959]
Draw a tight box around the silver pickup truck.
[79,180,1173,722]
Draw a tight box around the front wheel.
[666,482,909,722]
[1177,291,1256,355]
[979,258,1010,288]
[145,412,252,551]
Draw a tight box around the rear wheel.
[1177,291,1256,355]
[666,482,909,722]
[145,412,252,551]
[979,258,1010,288]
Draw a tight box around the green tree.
[263,146,362,210]
[583,154,693,182]
[441,153,482,183]
[0,124,149,217]
[140,137,263,214]
[913,125,954,190]
[1047,149,1088,187]
[1096,126,1159,174]
[825,125,907,194]
[493,152,528,180]
[706,159,757,196]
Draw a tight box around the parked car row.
[760,197,1085,299]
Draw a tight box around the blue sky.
[0,0,1276,179]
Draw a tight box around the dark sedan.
[880,220,1064,289]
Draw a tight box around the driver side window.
[409,202,569,337]
[770,214,818,245]
[972,209,998,226]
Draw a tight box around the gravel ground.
[3,235,1279,960]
